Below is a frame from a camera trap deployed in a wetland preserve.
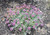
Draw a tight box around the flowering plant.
[5,4,43,34]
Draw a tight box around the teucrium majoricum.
[5,3,43,34]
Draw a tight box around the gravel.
[0,1,50,35]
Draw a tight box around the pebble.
[8,34,16,35]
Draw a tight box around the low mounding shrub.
[5,4,43,35]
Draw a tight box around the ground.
[0,0,50,35]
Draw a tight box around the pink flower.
[22,6,25,8]
[16,6,19,9]
[39,11,43,14]
[13,19,16,22]
[37,8,40,10]
[34,19,37,21]
[30,12,32,14]
[27,27,31,30]
[5,21,9,24]
[6,18,8,21]
[32,6,35,8]
[34,11,38,15]
[10,27,13,31]
[40,19,43,23]
[16,19,19,21]
[30,9,33,12]
[17,10,20,14]
[9,9,12,13]
[25,20,29,24]
[35,23,38,26]
[22,12,24,15]
[17,21,20,24]
[28,18,31,20]
[34,8,37,10]
[8,24,11,27]
[8,13,11,15]
[28,15,30,17]
[20,7,22,9]
[23,3,26,7]
[13,13,15,15]
[21,24,23,26]
[37,16,40,19]
[33,26,35,29]
[19,27,22,31]
[25,13,28,15]
[11,22,15,26]
[23,9,26,11]
[26,6,29,9]
[41,24,44,26]
[24,27,26,30]
[31,14,34,17]
[24,16,26,19]
[36,12,38,15]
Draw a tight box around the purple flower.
[41,24,44,26]
[19,27,22,31]
[27,27,31,30]
[25,20,29,23]
[22,12,24,15]
[17,10,20,14]
[34,8,37,10]
[8,24,11,27]
[17,21,20,25]
[10,27,13,31]
[24,27,25,30]
[40,19,43,23]
[30,9,33,12]
[5,21,9,24]
[34,19,37,21]
[30,12,32,14]
[28,18,31,20]
[23,9,26,11]
[24,16,26,19]
[9,9,13,13]
[37,16,40,19]
[22,6,25,8]
[31,14,34,17]
[25,13,28,15]
[37,8,40,10]
[35,23,38,26]
[16,6,19,9]
[16,19,19,21]
[34,11,38,14]
[6,18,8,21]
[8,13,11,15]
[13,19,16,22]
[11,22,15,26]
[33,26,35,29]
[21,24,23,26]
[26,6,29,9]
[24,3,26,7]
[13,13,15,15]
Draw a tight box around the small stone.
[46,22,50,27]
[1,18,5,21]
[40,28,47,34]
[4,14,7,18]
[8,34,15,35]
[38,27,41,31]
[47,31,50,33]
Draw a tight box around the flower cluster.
[5,4,43,32]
